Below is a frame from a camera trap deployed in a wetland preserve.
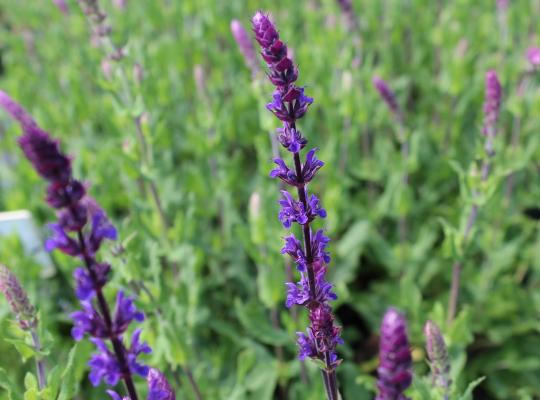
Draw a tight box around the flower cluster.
[376,308,413,400]
[424,320,451,394]
[0,264,37,330]
[0,91,174,400]
[252,10,342,384]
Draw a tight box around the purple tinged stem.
[75,228,140,400]
[31,330,47,390]
[448,70,502,323]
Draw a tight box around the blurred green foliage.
[0,0,539,399]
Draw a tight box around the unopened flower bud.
[424,320,451,392]
[0,264,37,330]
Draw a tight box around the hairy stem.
[30,330,46,390]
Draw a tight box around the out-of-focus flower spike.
[231,19,259,75]
[0,264,37,330]
[376,308,413,400]
[482,70,502,140]
[424,320,451,394]
[372,76,402,123]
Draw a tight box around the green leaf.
[0,367,22,400]
[457,377,486,400]
[234,299,291,346]
[24,372,37,391]
[57,343,81,400]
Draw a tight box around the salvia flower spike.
[376,308,413,400]
[252,11,342,400]
[0,90,174,400]
[424,321,451,397]
[231,19,259,76]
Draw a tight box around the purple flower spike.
[231,19,259,75]
[376,308,412,400]
[253,11,342,397]
[0,90,156,399]
[527,47,540,68]
[372,76,402,121]
[482,70,502,140]
[147,368,176,400]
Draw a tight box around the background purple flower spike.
[482,70,502,141]
[376,308,413,400]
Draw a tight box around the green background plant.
[0,0,539,399]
